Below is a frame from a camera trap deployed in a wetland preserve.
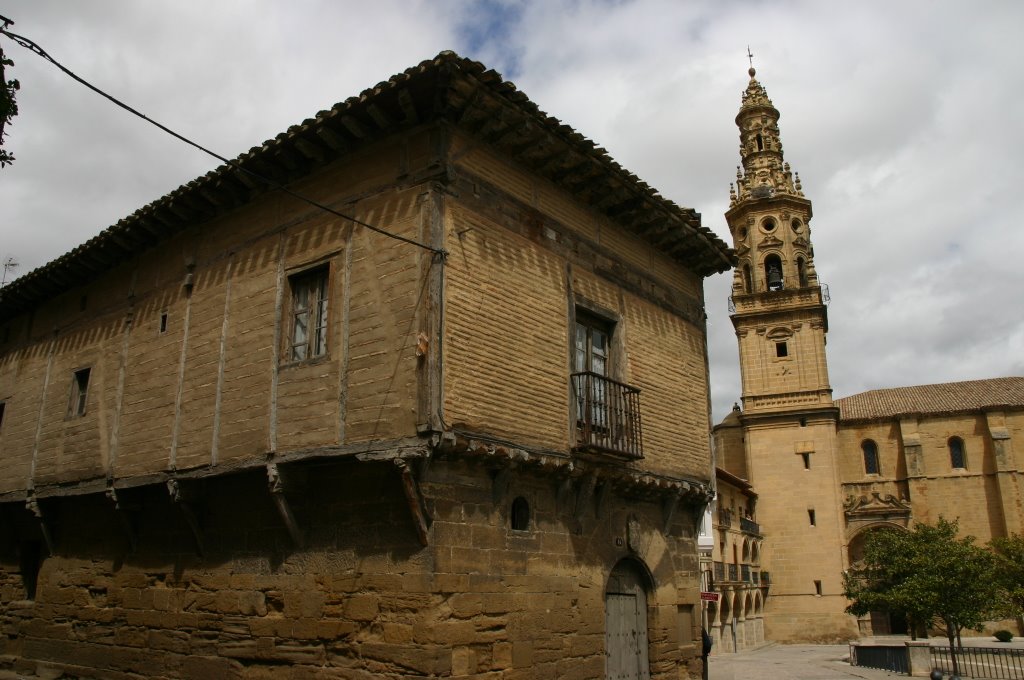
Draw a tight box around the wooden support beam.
[366,103,393,130]
[340,115,368,139]
[266,463,305,549]
[167,479,204,557]
[106,486,138,553]
[25,495,54,556]
[294,137,327,163]
[395,459,430,546]
[315,125,349,152]
[574,472,598,521]
[398,88,418,124]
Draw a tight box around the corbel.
[395,459,431,547]
[574,471,598,521]
[594,480,610,520]
[662,492,680,535]
[491,466,513,505]
[167,479,204,557]
[105,484,138,553]
[25,493,54,556]
[266,463,305,549]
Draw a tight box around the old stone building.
[711,67,1024,644]
[0,53,732,678]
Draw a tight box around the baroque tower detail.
[722,66,857,642]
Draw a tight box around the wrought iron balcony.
[713,561,725,582]
[571,372,643,459]
[740,516,760,535]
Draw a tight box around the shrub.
[994,630,1014,643]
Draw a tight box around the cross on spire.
[747,46,754,69]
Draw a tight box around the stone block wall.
[0,455,706,679]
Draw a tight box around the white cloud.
[2,0,1021,423]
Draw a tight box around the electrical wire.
[0,23,446,257]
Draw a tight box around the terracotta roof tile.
[836,377,1024,422]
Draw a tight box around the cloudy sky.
[1,0,1022,422]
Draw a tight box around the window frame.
[286,265,331,364]
[862,439,880,475]
[948,436,966,470]
[68,367,91,418]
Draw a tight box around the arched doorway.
[605,559,652,679]
[848,525,909,636]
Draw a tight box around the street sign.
[700,591,720,602]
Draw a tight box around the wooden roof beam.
[398,88,419,124]
[341,115,369,139]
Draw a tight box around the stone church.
[707,67,1024,647]
[0,52,732,679]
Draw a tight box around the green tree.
[843,519,1004,677]
[991,534,1024,616]
[0,43,18,168]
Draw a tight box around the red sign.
[700,592,720,602]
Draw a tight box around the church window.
[797,257,808,287]
[948,437,966,469]
[808,509,816,526]
[775,342,788,358]
[862,440,880,475]
[510,496,530,531]
[755,133,764,151]
[764,254,783,291]
[814,580,822,596]
[791,219,802,233]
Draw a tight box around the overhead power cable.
[0,21,445,256]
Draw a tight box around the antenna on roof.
[1,257,18,287]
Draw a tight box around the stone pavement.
[709,644,904,680]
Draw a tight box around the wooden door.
[605,562,651,680]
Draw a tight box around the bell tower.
[727,65,830,414]
[724,65,856,642]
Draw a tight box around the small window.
[762,218,776,232]
[949,437,966,469]
[0,401,5,430]
[776,342,788,358]
[289,267,329,362]
[814,580,822,596]
[791,219,802,233]
[799,417,807,427]
[159,312,168,334]
[68,368,91,417]
[510,496,530,531]
[808,509,816,526]
[862,440,880,475]
[755,133,764,152]
[800,452,810,470]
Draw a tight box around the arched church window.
[948,437,966,469]
[764,254,783,291]
[797,257,808,287]
[862,440,880,475]
[791,219,802,233]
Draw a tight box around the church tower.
[724,66,857,641]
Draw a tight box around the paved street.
[709,644,902,680]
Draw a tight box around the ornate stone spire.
[730,67,804,207]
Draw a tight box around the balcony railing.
[717,509,733,528]
[571,372,643,459]
[740,516,760,535]
[713,561,725,582]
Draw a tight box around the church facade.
[710,67,1024,645]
